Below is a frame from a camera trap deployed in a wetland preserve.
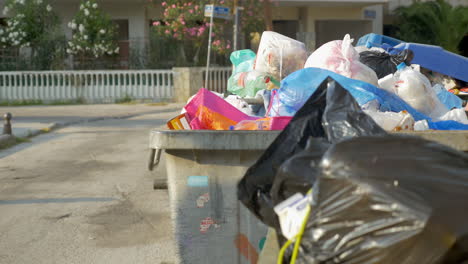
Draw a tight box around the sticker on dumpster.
[259,237,266,251]
[187,176,209,187]
[234,233,259,264]
[196,193,210,208]
[200,217,220,233]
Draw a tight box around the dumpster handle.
[148,148,162,171]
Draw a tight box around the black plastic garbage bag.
[270,137,330,208]
[359,49,414,78]
[237,77,386,228]
[293,136,468,264]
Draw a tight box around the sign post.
[233,6,244,51]
[204,5,230,89]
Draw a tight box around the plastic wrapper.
[255,31,307,81]
[393,65,448,118]
[227,70,279,98]
[359,49,414,78]
[184,88,256,130]
[238,77,387,228]
[304,34,379,86]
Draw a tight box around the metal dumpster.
[149,130,468,264]
[149,130,281,264]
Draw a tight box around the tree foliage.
[394,0,468,54]
[149,0,274,65]
[0,0,60,48]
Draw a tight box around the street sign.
[204,5,231,20]
[364,9,377,19]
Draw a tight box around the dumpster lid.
[149,130,281,150]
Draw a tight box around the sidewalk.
[0,103,183,146]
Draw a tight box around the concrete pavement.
[0,103,183,146]
[0,110,179,264]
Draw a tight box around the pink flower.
[181,21,186,25]
[188,2,191,6]
[172,4,176,8]
[220,0,224,3]
[226,44,231,49]
[161,1,166,6]
[189,9,193,13]
[194,5,199,10]
[165,30,170,34]
[173,33,179,38]
[153,21,160,26]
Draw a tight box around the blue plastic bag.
[268,67,468,130]
[433,84,463,110]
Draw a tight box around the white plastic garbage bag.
[255,31,308,82]
[362,101,415,131]
[224,95,258,116]
[393,65,448,118]
[435,108,468,124]
[304,34,379,86]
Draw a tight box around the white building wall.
[363,4,384,34]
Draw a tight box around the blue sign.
[364,10,377,19]
[187,176,209,187]
[204,5,231,20]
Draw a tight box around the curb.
[46,106,181,130]
[0,106,181,149]
[0,134,15,148]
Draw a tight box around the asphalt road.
[0,111,177,264]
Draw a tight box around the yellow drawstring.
[277,190,312,264]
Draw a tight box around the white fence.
[0,70,174,103]
[203,67,232,94]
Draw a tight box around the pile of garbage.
[168,31,468,131]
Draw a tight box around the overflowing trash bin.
[151,30,468,264]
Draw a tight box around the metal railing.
[0,70,174,103]
[203,67,232,94]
